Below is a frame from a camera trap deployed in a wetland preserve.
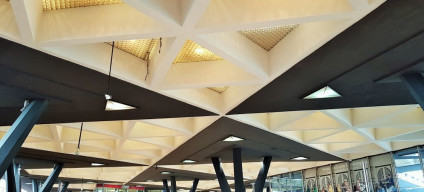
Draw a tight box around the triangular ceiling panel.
[276,111,347,131]
[129,122,187,138]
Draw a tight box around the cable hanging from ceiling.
[105,41,115,100]
[75,122,84,156]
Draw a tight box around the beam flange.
[401,73,424,110]
[254,156,272,192]
[189,178,199,192]
[0,100,48,176]
[39,163,64,192]
[233,148,244,192]
[211,157,231,192]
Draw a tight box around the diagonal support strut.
[211,157,231,192]
[0,100,48,176]
[39,163,64,192]
[254,156,272,192]
[163,179,170,192]
[189,178,199,192]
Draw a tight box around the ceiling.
[0,0,424,191]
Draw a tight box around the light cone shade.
[105,100,136,111]
[304,86,341,99]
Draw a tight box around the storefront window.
[394,147,424,192]
[350,158,372,192]
[369,153,394,192]
[281,173,291,192]
[271,175,282,192]
[291,171,303,192]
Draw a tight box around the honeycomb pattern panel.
[174,40,223,64]
[108,39,157,61]
[42,0,122,11]
[240,24,298,51]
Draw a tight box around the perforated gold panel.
[240,24,298,51]
[208,86,228,94]
[42,0,122,11]
[173,40,223,64]
[108,39,157,61]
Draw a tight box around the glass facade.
[270,146,424,192]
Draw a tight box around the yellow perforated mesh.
[240,24,298,51]
[42,0,122,11]
[173,40,223,64]
[208,86,228,94]
[108,39,157,61]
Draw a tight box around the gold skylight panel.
[42,0,122,11]
[173,40,223,64]
[240,24,298,51]
[109,39,157,60]
[208,86,228,94]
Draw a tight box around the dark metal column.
[401,73,424,109]
[7,163,17,192]
[211,157,231,192]
[189,178,199,192]
[233,148,244,192]
[32,179,39,192]
[266,187,270,192]
[39,163,64,192]
[59,181,69,192]
[254,156,272,192]
[0,100,48,176]
[170,176,177,192]
[14,163,21,192]
[163,179,170,192]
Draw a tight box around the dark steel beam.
[189,178,199,192]
[59,181,69,192]
[211,157,231,192]
[163,179,170,192]
[0,100,48,176]
[39,163,64,192]
[171,176,177,192]
[254,156,272,192]
[32,179,39,192]
[401,73,424,109]
[266,187,270,192]
[233,148,244,192]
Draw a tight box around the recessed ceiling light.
[146,180,154,182]
[25,183,32,185]
[223,136,244,142]
[87,181,96,184]
[291,156,308,160]
[194,48,204,54]
[105,100,136,111]
[303,86,341,99]
[91,163,105,166]
[182,159,196,163]
[161,171,172,175]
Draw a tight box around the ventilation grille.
[174,40,223,64]
[240,24,298,51]
[42,0,122,11]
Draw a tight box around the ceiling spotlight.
[87,181,96,184]
[223,136,244,142]
[161,171,172,175]
[91,163,105,166]
[146,180,154,182]
[291,156,308,160]
[182,159,197,163]
[25,183,32,185]
[194,48,204,54]
[105,100,136,111]
[303,86,341,99]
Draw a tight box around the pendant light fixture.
[104,41,136,111]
